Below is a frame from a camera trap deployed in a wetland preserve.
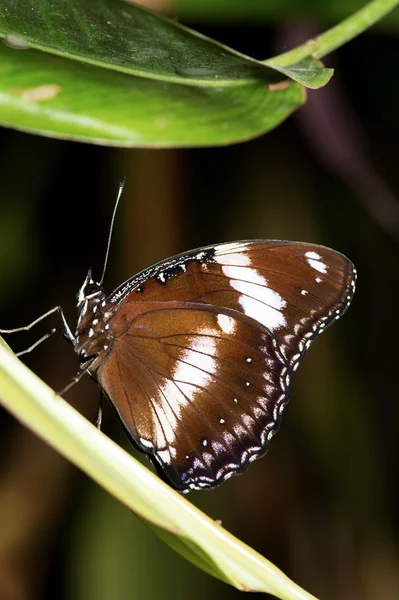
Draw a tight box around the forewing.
[96,302,289,492]
[108,240,356,370]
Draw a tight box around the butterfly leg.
[14,328,58,357]
[57,360,95,397]
[0,306,75,355]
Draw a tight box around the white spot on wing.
[305,251,321,260]
[157,449,171,464]
[156,334,218,447]
[140,438,153,449]
[305,251,328,274]
[174,334,218,390]
[215,252,287,332]
[215,242,249,255]
[217,314,236,335]
[154,380,182,445]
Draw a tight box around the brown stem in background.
[0,428,71,600]
[115,149,186,276]
[279,21,399,239]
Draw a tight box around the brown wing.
[107,241,356,370]
[96,301,289,492]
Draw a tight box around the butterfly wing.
[107,241,356,369]
[94,241,356,491]
[96,302,289,491]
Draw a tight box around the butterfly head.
[75,268,109,362]
[77,268,105,310]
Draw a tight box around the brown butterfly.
[1,182,356,492]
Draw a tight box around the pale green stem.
[266,0,399,67]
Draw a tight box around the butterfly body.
[72,240,356,492]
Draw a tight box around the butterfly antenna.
[99,178,126,285]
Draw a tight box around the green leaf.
[0,43,305,147]
[0,0,326,85]
[0,0,395,146]
[0,339,318,600]
[0,0,327,147]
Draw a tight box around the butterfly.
[1,184,356,493]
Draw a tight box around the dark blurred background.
[0,2,398,599]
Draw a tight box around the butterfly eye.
[84,283,101,297]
